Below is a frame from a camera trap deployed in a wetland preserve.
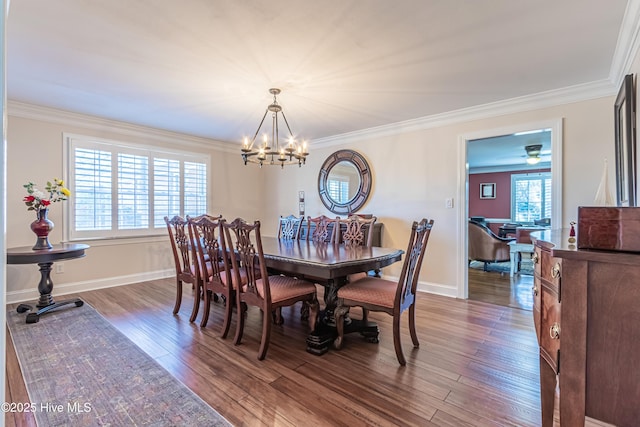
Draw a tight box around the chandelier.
[241,88,309,168]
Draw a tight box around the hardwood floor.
[468,267,534,311]
[7,278,544,426]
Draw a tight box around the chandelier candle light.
[241,88,309,168]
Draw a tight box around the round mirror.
[318,150,372,214]
[327,161,360,203]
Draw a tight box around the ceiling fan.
[524,144,543,165]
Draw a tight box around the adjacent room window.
[66,134,209,240]
[511,172,552,223]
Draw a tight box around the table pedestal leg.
[36,262,55,308]
[307,278,341,355]
[17,261,84,324]
[306,276,379,355]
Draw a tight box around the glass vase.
[30,207,54,250]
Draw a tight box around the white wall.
[264,96,614,296]
[5,109,266,302]
[3,92,618,301]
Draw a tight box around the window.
[327,176,350,203]
[66,134,209,240]
[511,172,552,223]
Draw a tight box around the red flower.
[41,199,51,206]
[23,195,35,202]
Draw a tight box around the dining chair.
[222,217,319,360]
[333,218,434,366]
[337,215,377,247]
[277,214,304,239]
[336,215,378,283]
[306,214,340,243]
[188,215,236,334]
[165,215,201,321]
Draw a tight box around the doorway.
[457,119,563,306]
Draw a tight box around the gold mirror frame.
[318,149,372,214]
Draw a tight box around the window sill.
[66,234,166,247]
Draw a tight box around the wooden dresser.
[531,229,640,427]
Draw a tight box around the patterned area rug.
[7,302,230,427]
[469,259,534,275]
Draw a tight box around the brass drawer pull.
[532,252,539,264]
[549,323,560,340]
[532,284,538,296]
[551,262,561,279]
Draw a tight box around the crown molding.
[313,79,615,148]
[610,0,640,86]
[7,100,237,153]
[8,77,615,154]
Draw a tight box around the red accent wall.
[469,168,550,220]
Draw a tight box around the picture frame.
[298,191,305,202]
[298,202,305,216]
[614,73,637,207]
[480,183,496,199]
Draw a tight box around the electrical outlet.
[445,198,454,209]
[55,263,65,274]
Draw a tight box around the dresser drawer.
[532,275,541,343]
[539,282,561,373]
[539,248,562,291]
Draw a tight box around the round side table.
[7,243,90,323]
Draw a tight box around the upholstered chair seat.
[249,275,318,302]
[337,277,395,308]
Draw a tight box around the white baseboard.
[6,269,174,304]
[381,273,458,299]
[6,270,459,304]
[417,281,458,298]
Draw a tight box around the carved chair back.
[188,214,235,332]
[395,218,434,312]
[278,214,304,240]
[165,215,198,316]
[306,215,339,243]
[338,215,377,247]
[221,218,268,307]
[165,215,193,279]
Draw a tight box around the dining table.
[259,236,404,355]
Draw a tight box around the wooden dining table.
[259,236,404,355]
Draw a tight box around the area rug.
[469,259,534,275]
[7,302,231,427]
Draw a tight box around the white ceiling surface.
[467,130,552,172]
[6,0,634,159]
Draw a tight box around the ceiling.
[467,129,552,172]
[6,0,634,165]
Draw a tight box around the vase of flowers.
[23,179,71,250]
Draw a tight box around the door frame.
[457,118,563,299]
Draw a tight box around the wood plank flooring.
[7,278,543,426]
[468,267,534,311]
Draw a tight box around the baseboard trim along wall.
[5,269,174,304]
[6,270,457,303]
